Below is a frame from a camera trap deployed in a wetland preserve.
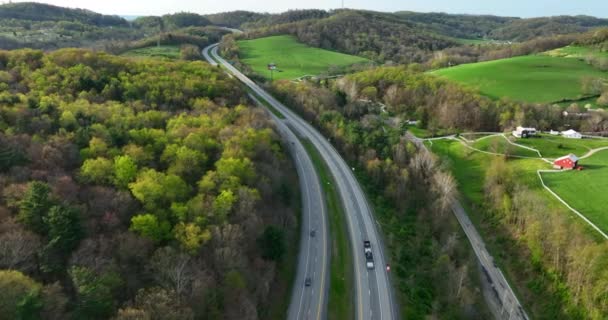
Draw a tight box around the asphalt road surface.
[203,44,330,320]
[408,133,529,320]
[204,43,398,320]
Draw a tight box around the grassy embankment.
[302,139,353,320]
[433,54,608,105]
[237,35,369,80]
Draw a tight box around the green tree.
[257,226,286,261]
[173,222,211,254]
[162,145,206,180]
[130,214,172,244]
[113,155,138,188]
[213,190,236,221]
[44,205,82,252]
[80,157,114,185]
[0,270,42,320]
[129,169,190,211]
[70,266,122,320]
[18,181,52,234]
[216,157,255,182]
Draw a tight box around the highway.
[203,44,330,320]
[408,133,529,320]
[204,43,398,320]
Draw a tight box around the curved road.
[203,45,330,320]
[204,43,398,320]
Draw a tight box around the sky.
[6,0,608,18]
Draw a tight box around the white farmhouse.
[561,129,582,139]
[512,126,537,138]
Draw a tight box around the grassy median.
[301,139,354,320]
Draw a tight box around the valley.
[1,2,608,320]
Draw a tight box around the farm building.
[512,126,537,138]
[561,129,582,139]
[553,154,579,170]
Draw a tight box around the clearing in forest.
[121,45,181,59]
[237,35,369,81]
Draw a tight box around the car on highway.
[305,277,312,287]
[310,229,316,237]
[364,241,375,269]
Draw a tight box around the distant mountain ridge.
[0,2,128,26]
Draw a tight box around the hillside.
[490,15,608,41]
[240,10,458,64]
[0,48,299,319]
[433,54,608,104]
[237,35,369,80]
[0,2,127,26]
[0,2,139,50]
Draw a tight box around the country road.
[408,133,529,320]
[203,45,330,320]
[204,43,398,320]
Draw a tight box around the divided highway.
[203,45,329,320]
[204,43,398,320]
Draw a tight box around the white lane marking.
[295,151,313,320]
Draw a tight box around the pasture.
[514,135,608,159]
[472,135,541,158]
[433,55,608,104]
[237,35,369,80]
[121,45,180,59]
[541,150,608,233]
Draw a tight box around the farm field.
[429,135,608,235]
[514,134,608,159]
[541,150,608,233]
[121,45,180,59]
[545,45,608,59]
[432,54,608,104]
[472,135,541,158]
[237,35,369,80]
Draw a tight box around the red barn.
[553,154,579,170]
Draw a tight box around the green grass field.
[545,45,608,59]
[472,135,541,158]
[237,35,369,80]
[542,150,608,233]
[515,135,608,159]
[433,55,608,104]
[121,45,180,59]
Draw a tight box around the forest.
[0,48,299,319]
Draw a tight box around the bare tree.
[432,171,457,215]
[149,247,194,300]
[0,228,41,272]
